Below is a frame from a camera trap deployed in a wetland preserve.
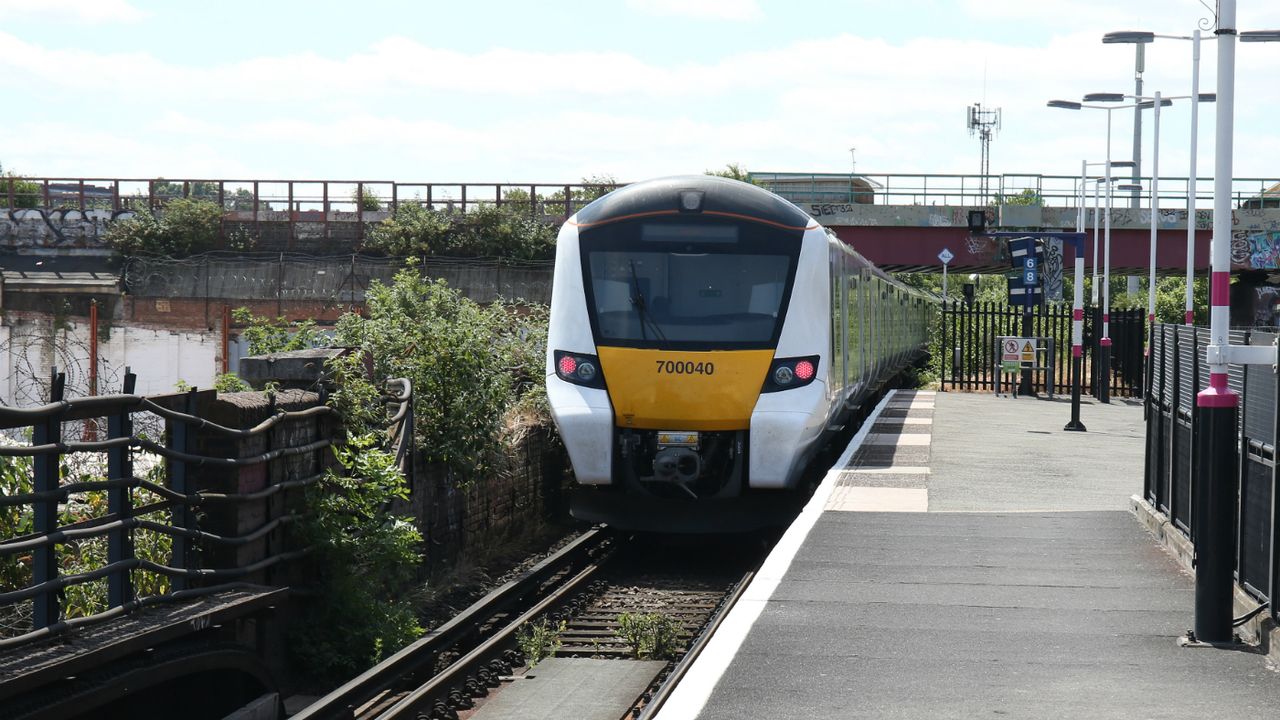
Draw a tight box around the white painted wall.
[1,316,221,405]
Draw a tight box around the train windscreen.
[581,221,801,350]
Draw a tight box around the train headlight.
[762,355,820,393]
[554,350,606,389]
[773,365,794,386]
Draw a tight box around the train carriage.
[546,176,931,532]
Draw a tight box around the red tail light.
[762,355,820,393]
[558,355,578,376]
[553,350,605,389]
[794,360,815,381]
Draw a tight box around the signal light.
[763,355,820,393]
[553,350,605,389]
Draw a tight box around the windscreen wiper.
[629,261,666,342]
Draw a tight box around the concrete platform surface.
[656,391,1280,719]
[470,657,665,720]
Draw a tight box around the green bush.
[105,198,228,256]
[288,435,423,683]
[334,268,548,481]
[365,202,557,260]
[2,174,41,209]
[364,202,453,256]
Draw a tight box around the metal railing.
[1145,325,1276,621]
[1,177,618,220]
[0,371,412,648]
[938,301,1145,398]
[7,174,1279,219]
[749,171,1280,210]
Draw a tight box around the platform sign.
[1000,338,1023,374]
[1000,337,1037,373]
[1023,255,1039,286]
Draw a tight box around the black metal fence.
[1145,325,1277,620]
[939,301,1145,398]
[0,372,413,647]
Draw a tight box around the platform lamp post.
[1104,29,1216,326]
[1189,2,1280,645]
[1050,97,1166,403]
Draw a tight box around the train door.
[840,252,850,400]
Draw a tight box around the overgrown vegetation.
[232,307,328,355]
[517,617,566,667]
[104,198,252,255]
[365,203,558,260]
[288,434,424,683]
[616,612,683,660]
[333,268,550,481]
[1,162,41,209]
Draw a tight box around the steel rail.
[292,528,611,720]
[374,558,608,720]
[637,568,758,719]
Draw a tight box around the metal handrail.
[0,372,336,647]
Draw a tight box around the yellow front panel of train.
[596,347,774,431]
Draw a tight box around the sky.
[2,0,1279,186]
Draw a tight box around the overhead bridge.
[751,171,1280,274]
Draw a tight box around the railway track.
[293,530,770,720]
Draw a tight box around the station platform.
[658,390,1280,719]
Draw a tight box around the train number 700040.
[655,360,715,375]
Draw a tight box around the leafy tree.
[993,189,1043,207]
[705,163,757,184]
[543,173,618,216]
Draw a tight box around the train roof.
[571,175,815,231]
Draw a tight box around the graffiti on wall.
[1231,230,1280,270]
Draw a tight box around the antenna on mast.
[967,103,1002,203]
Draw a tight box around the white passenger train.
[546,176,931,531]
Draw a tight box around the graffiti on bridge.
[1231,230,1280,270]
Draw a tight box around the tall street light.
[1187,1,1280,646]
[1049,97,1166,403]
[1090,92,1215,333]
[1104,30,1218,325]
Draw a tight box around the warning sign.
[1021,340,1035,362]
[1000,337,1036,372]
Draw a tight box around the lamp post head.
[1109,161,1137,169]
[1083,93,1126,102]
[1116,184,1144,192]
[1198,93,1217,102]
[1136,98,1174,109]
[1048,100,1082,110]
[1103,31,1155,44]
[1240,30,1280,42]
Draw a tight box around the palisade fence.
[0,372,412,648]
[1144,325,1278,621]
[939,301,1146,398]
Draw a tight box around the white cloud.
[0,0,146,23]
[3,8,1280,184]
[626,0,763,22]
